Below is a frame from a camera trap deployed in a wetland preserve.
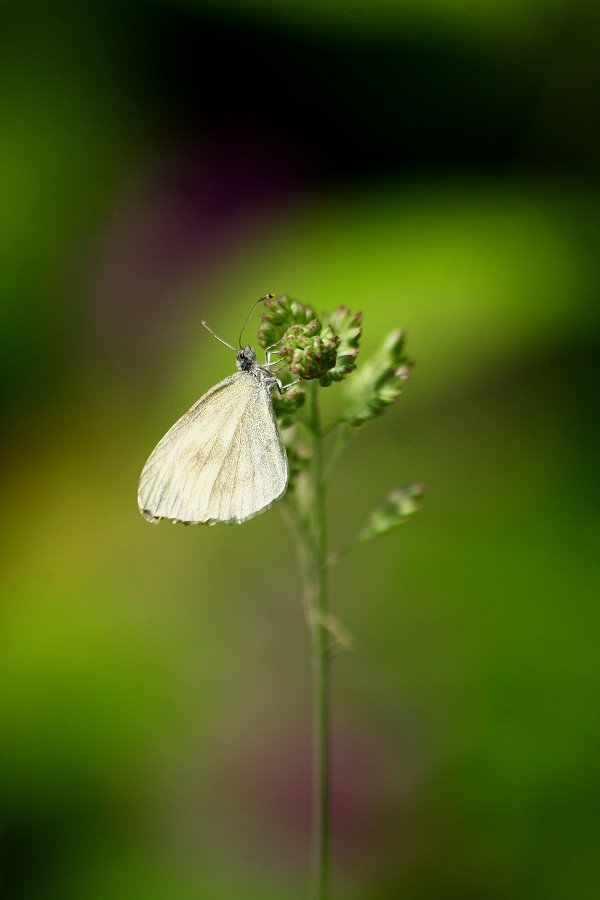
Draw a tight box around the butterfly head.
[236,346,257,372]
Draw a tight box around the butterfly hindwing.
[138,372,288,525]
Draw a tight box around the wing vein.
[205,413,246,521]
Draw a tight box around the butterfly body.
[138,347,288,526]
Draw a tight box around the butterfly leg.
[264,337,286,366]
[265,348,283,367]
[278,379,303,393]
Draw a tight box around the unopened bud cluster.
[279,320,340,381]
[258,294,363,387]
[257,295,315,350]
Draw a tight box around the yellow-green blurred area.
[1,0,599,897]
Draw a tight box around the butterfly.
[138,303,298,526]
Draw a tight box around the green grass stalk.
[307,380,330,900]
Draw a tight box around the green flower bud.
[257,296,362,387]
[343,329,413,427]
[279,319,340,381]
[320,306,363,385]
[271,387,306,429]
[257,294,315,350]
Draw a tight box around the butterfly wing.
[138,372,288,525]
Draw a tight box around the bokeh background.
[1,1,599,897]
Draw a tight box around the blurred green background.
[1,1,598,897]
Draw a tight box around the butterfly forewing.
[138,372,288,525]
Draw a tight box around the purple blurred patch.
[85,137,300,375]
[226,714,419,873]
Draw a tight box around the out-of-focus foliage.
[343,329,412,428]
[187,0,581,38]
[328,483,426,566]
[349,483,425,544]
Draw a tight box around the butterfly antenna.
[200,321,237,352]
[238,293,276,348]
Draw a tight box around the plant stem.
[308,380,330,900]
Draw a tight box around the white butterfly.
[138,322,297,526]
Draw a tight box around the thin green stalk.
[307,380,330,900]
